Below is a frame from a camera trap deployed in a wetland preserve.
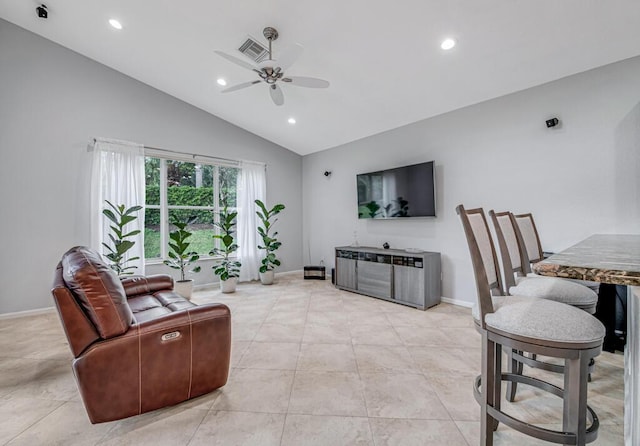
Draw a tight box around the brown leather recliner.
[51,246,231,423]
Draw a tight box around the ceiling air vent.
[238,36,270,63]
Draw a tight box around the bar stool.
[457,205,605,445]
[489,210,597,313]
[513,212,600,293]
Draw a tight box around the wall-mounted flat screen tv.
[357,161,435,219]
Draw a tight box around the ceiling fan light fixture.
[440,38,456,50]
[288,117,296,125]
[216,78,227,86]
[109,19,123,30]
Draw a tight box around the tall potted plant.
[163,218,201,299]
[102,200,142,276]
[255,199,285,285]
[211,197,241,293]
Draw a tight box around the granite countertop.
[534,234,640,286]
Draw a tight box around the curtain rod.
[91,138,252,166]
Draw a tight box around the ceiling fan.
[215,27,330,106]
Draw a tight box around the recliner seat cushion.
[62,246,134,339]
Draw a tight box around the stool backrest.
[489,210,527,290]
[513,213,545,265]
[456,205,504,328]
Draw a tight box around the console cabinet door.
[393,265,425,308]
[357,262,392,299]
[336,258,357,290]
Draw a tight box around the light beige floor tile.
[369,418,468,446]
[354,345,418,373]
[288,371,367,416]
[231,321,261,341]
[346,311,391,326]
[394,325,456,346]
[360,372,449,420]
[188,410,285,446]
[426,371,480,421]
[308,296,344,313]
[6,401,113,446]
[306,311,348,325]
[408,347,480,376]
[97,405,207,445]
[264,309,307,325]
[6,359,79,402]
[254,323,305,343]
[302,323,352,344]
[297,343,357,372]
[281,414,373,446]
[211,368,294,413]
[349,324,403,346]
[440,327,482,348]
[237,342,300,370]
[230,341,251,367]
[0,397,63,444]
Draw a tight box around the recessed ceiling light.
[288,117,296,125]
[109,19,123,30]
[217,78,227,86]
[440,38,456,50]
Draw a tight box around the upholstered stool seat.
[484,298,604,347]
[510,276,598,313]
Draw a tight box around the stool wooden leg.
[481,331,496,446]
[506,348,519,402]
[492,342,502,432]
[563,352,589,446]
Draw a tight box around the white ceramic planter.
[220,277,238,293]
[174,279,194,300]
[259,270,275,285]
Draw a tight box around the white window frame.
[144,153,239,263]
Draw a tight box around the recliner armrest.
[121,274,174,298]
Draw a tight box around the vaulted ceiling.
[2,1,640,155]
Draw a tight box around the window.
[144,156,239,261]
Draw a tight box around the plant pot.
[220,277,238,293]
[259,270,275,285]
[174,279,194,300]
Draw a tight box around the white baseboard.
[441,297,474,308]
[0,306,56,320]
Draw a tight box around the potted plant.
[102,200,142,276]
[163,218,201,299]
[211,197,241,293]
[255,199,286,285]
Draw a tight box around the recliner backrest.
[61,246,134,339]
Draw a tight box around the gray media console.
[334,246,441,310]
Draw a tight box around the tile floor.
[0,273,625,445]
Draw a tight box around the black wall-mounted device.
[546,118,559,128]
[36,4,48,19]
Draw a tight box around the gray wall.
[0,19,303,314]
[303,56,640,306]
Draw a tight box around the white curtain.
[90,137,146,275]
[237,160,266,281]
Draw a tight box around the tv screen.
[357,161,435,219]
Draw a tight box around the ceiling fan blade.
[274,43,304,71]
[282,76,330,88]
[214,50,258,72]
[221,80,261,93]
[269,84,284,106]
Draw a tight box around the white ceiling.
[2,1,640,156]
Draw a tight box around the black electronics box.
[304,265,326,280]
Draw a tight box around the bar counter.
[534,234,640,446]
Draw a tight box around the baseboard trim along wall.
[0,306,56,320]
[441,297,474,308]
